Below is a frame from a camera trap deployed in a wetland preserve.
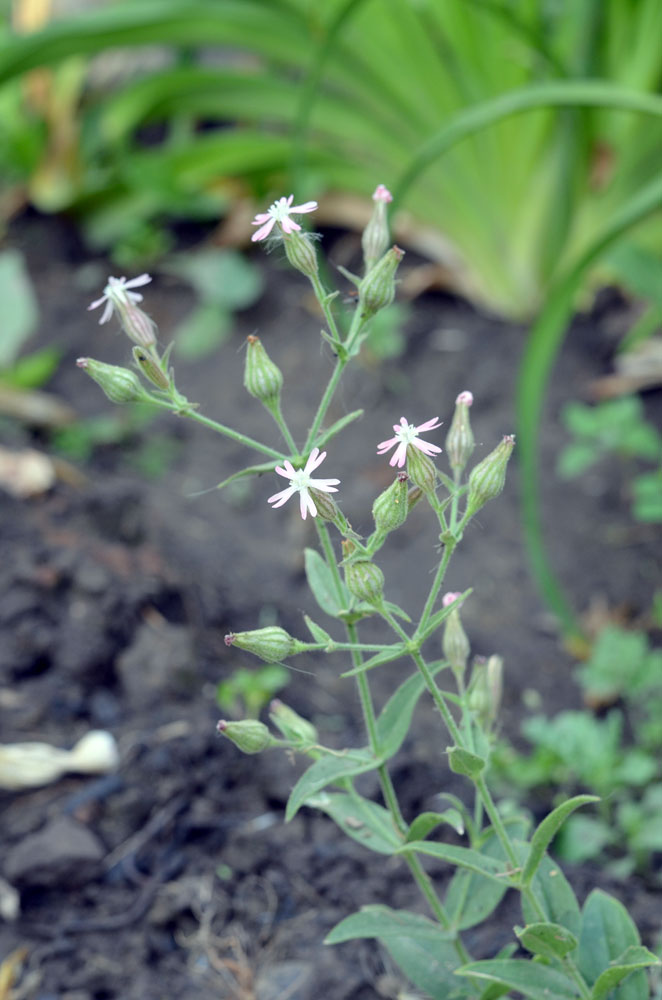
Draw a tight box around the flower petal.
[377,436,398,453]
[274,460,296,480]
[413,440,442,457]
[415,416,442,433]
[124,273,152,290]
[305,448,326,474]
[251,219,276,242]
[268,485,296,508]
[290,200,318,214]
[280,218,302,234]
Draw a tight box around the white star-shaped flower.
[88,274,152,325]
[377,416,442,468]
[251,195,318,243]
[268,448,340,520]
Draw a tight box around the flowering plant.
[78,189,659,998]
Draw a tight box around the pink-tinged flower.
[251,195,318,243]
[442,592,463,607]
[456,391,473,406]
[377,416,442,468]
[268,448,340,520]
[88,274,152,325]
[373,184,393,203]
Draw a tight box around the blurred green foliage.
[1,0,662,315]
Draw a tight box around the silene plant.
[79,187,660,999]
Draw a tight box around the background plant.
[77,191,662,999]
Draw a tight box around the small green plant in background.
[494,623,662,875]
[216,664,290,720]
[558,396,662,522]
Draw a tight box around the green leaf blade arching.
[325,905,470,1000]
[578,889,650,998]
[456,958,579,1000]
[285,750,379,821]
[304,547,348,618]
[306,791,402,855]
[521,794,599,885]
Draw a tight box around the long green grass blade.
[516,173,662,638]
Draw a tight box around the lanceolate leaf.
[398,841,512,884]
[521,794,599,885]
[304,547,348,618]
[578,890,642,991]
[375,664,445,760]
[591,946,660,1000]
[523,853,582,939]
[285,749,380,821]
[306,791,402,854]
[325,905,469,1000]
[456,959,579,1000]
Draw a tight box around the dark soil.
[1,215,661,999]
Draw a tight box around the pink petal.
[290,201,318,214]
[300,490,314,520]
[275,461,296,480]
[268,486,296,507]
[413,440,442,457]
[377,436,398,453]
[311,479,339,492]
[124,273,152,290]
[251,219,276,242]
[305,448,326,474]
[415,417,441,432]
[391,443,408,467]
[280,218,301,235]
[88,295,107,311]
[98,300,114,324]
[252,212,271,224]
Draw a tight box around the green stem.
[303,292,367,454]
[415,539,456,638]
[178,407,285,461]
[270,401,298,455]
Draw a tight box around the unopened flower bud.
[308,488,352,536]
[406,445,437,495]
[76,358,153,405]
[224,626,303,662]
[217,719,273,754]
[344,558,385,607]
[362,184,392,271]
[372,472,409,535]
[442,595,470,680]
[446,391,475,472]
[269,699,317,744]
[132,346,170,389]
[358,245,404,318]
[119,301,157,349]
[468,654,503,727]
[283,230,319,277]
[244,336,283,409]
[466,435,515,518]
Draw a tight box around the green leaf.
[210,460,278,494]
[285,749,380,821]
[325,905,468,1000]
[515,922,578,960]
[456,959,579,1000]
[444,830,511,931]
[591,945,661,1000]
[306,791,402,854]
[382,599,412,622]
[165,249,262,310]
[524,852,582,939]
[304,547,348,618]
[314,409,364,450]
[447,746,486,779]
[2,346,60,389]
[578,890,643,996]
[0,249,39,368]
[406,809,465,843]
[521,794,599,885]
[375,667,443,761]
[303,614,332,645]
[174,303,230,359]
[341,646,408,678]
[398,841,512,884]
